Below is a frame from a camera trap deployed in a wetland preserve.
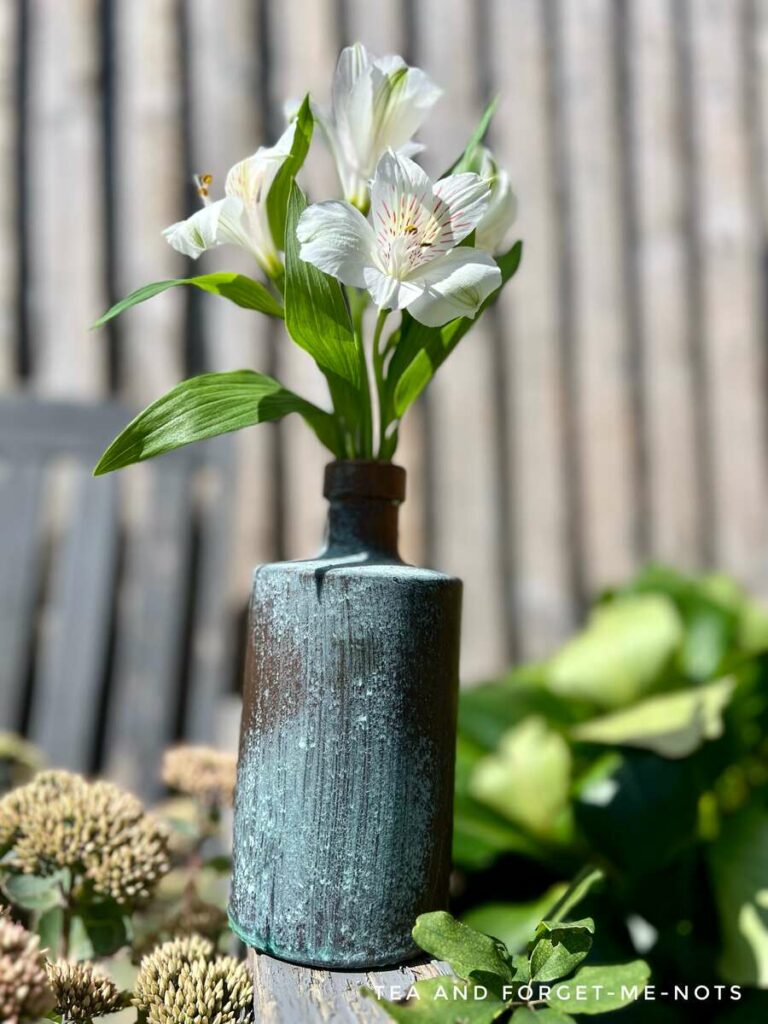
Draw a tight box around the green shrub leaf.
[462,886,568,955]
[546,594,684,709]
[91,272,284,328]
[1,870,67,912]
[284,183,360,391]
[469,717,572,840]
[512,1007,576,1023]
[708,806,768,986]
[93,370,340,474]
[364,976,508,1023]
[267,95,314,252]
[545,960,650,1015]
[530,919,595,982]
[572,676,736,758]
[412,911,516,984]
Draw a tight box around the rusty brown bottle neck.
[322,461,405,560]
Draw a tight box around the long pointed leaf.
[442,96,499,177]
[93,370,339,474]
[267,95,314,251]
[284,183,360,389]
[388,240,522,418]
[91,272,284,328]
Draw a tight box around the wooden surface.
[1,0,768,694]
[249,950,451,1023]
[0,397,237,792]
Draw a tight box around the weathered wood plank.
[29,469,119,770]
[489,0,576,659]
[105,464,193,795]
[0,461,43,731]
[627,0,703,567]
[184,440,238,743]
[249,951,452,1024]
[685,0,768,593]
[415,0,507,681]
[267,0,339,560]
[0,0,18,388]
[186,0,277,594]
[0,396,131,458]
[554,0,638,596]
[113,0,185,402]
[27,0,106,396]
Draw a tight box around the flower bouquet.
[92,42,521,473]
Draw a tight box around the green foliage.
[267,95,314,250]
[452,565,768,1021]
[368,871,649,1021]
[385,241,523,428]
[91,272,284,327]
[93,369,340,474]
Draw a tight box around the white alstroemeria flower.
[162,121,297,277]
[473,147,518,255]
[317,43,442,211]
[297,151,502,328]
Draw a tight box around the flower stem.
[372,308,390,459]
[348,288,374,458]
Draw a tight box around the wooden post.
[249,951,450,1023]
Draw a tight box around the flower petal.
[297,200,376,288]
[431,172,492,247]
[405,247,502,327]
[225,121,297,207]
[162,198,239,259]
[370,150,432,234]
[369,62,442,155]
[363,266,424,310]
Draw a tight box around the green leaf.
[452,792,549,871]
[575,752,698,872]
[572,676,736,758]
[530,919,594,983]
[36,906,64,955]
[389,241,522,419]
[544,868,604,926]
[462,887,568,955]
[412,912,516,984]
[70,900,130,958]
[284,183,360,389]
[267,95,314,252]
[469,717,572,840]
[546,594,684,709]
[93,370,339,474]
[364,976,509,1023]
[708,806,768,985]
[91,272,284,328]
[512,1008,576,1023]
[1,871,67,912]
[545,960,650,1015]
[443,96,499,177]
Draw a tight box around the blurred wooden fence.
[1,0,767,687]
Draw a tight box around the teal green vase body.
[229,461,462,968]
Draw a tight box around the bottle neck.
[321,460,406,561]
[324,498,401,559]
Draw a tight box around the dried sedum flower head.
[46,960,123,1022]
[0,914,55,1024]
[162,746,237,807]
[0,769,170,905]
[135,934,254,1024]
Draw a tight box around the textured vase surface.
[229,460,462,969]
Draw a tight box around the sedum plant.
[91,43,522,474]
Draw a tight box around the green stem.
[348,288,373,458]
[372,308,390,459]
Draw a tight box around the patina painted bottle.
[229,460,462,969]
